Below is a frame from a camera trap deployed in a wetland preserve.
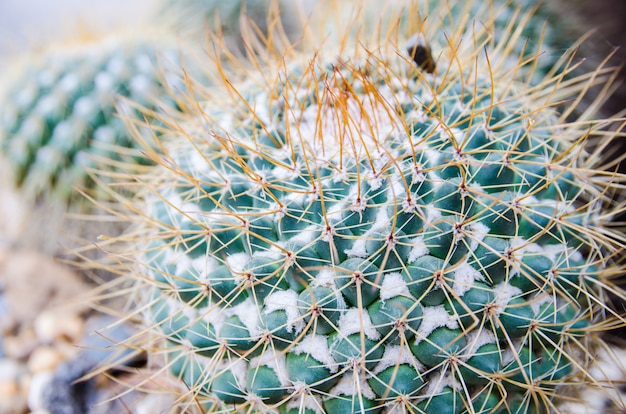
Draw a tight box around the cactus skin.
[0,35,184,202]
[99,1,625,413]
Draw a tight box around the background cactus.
[0,33,189,204]
[91,1,626,413]
[156,0,303,54]
[434,0,579,81]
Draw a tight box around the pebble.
[34,310,84,344]
[28,347,65,374]
[0,358,25,383]
[0,361,23,405]
[28,372,53,412]
[26,314,143,414]
[0,359,28,413]
[0,249,89,334]
[3,327,39,360]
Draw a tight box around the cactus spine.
[93,1,626,413]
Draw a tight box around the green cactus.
[96,1,625,413]
[0,34,187,202]
[354,0,588,88]
[429,0,573,79]
[156,0,301,52]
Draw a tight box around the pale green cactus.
[354,0,586,87]
[156,0,302,52]
[0,33,187,203]
[95,1,625,413]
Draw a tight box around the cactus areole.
[122,7,617,414]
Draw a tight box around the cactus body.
[0,35,183,201]
[99,1,624,413]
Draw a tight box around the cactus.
[353,0,589,88]
[424,0,574,80]
[156,0,301,53]
[0,33,187,203]
[95,1,626,413]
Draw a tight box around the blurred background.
[0,0,155,66]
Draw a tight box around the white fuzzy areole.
[338,308,380,340]
[190,255,218,284]
[178,299,205,323]
[543,243,573,262]
[230,298,262,336]
[225,252,251,279]
[313,267,338,288]
[462,330,497,361]
[379,272,412,300]
[263,290,305,334]
[325,201,345,222]
[200,302,228,335]
[372,345,424,375]
[425,203,443,223]
[408,237,429,263]
[292,334,338,373]
[389,178,408,201]
[164,192,184,212]
[272,160,301,181]
[73,96,97,119]
[174,253,193,275]
[94,71,115,93]
[344,235,368,258]
[529,292,553,315]
[345,208,390,259]
[452,262,483,296]
[253,247,283,261]
[510,237,541,254]
[188,148,210,176]
[414,305,459,345]
[492,282,523,314]
[249,349,290,387]
[466,222,490,252]
[373,203,391,230]
[288,224,319,245]
[308,268,347,310]
[368,174,384,191]
[421,371,460,398]
[330,371,377,400]
[288,83,401,162]
[251,91,271,125]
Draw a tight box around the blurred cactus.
[0,34,188,204]
[0,33,195,204]
[156,0,303,53]
[91,1,626,413]
[0,32,204,256]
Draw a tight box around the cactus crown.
[94,1,626,413]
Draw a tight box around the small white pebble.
[27,372,53,412]
[33,310,84,344]
[27,347,64,374]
